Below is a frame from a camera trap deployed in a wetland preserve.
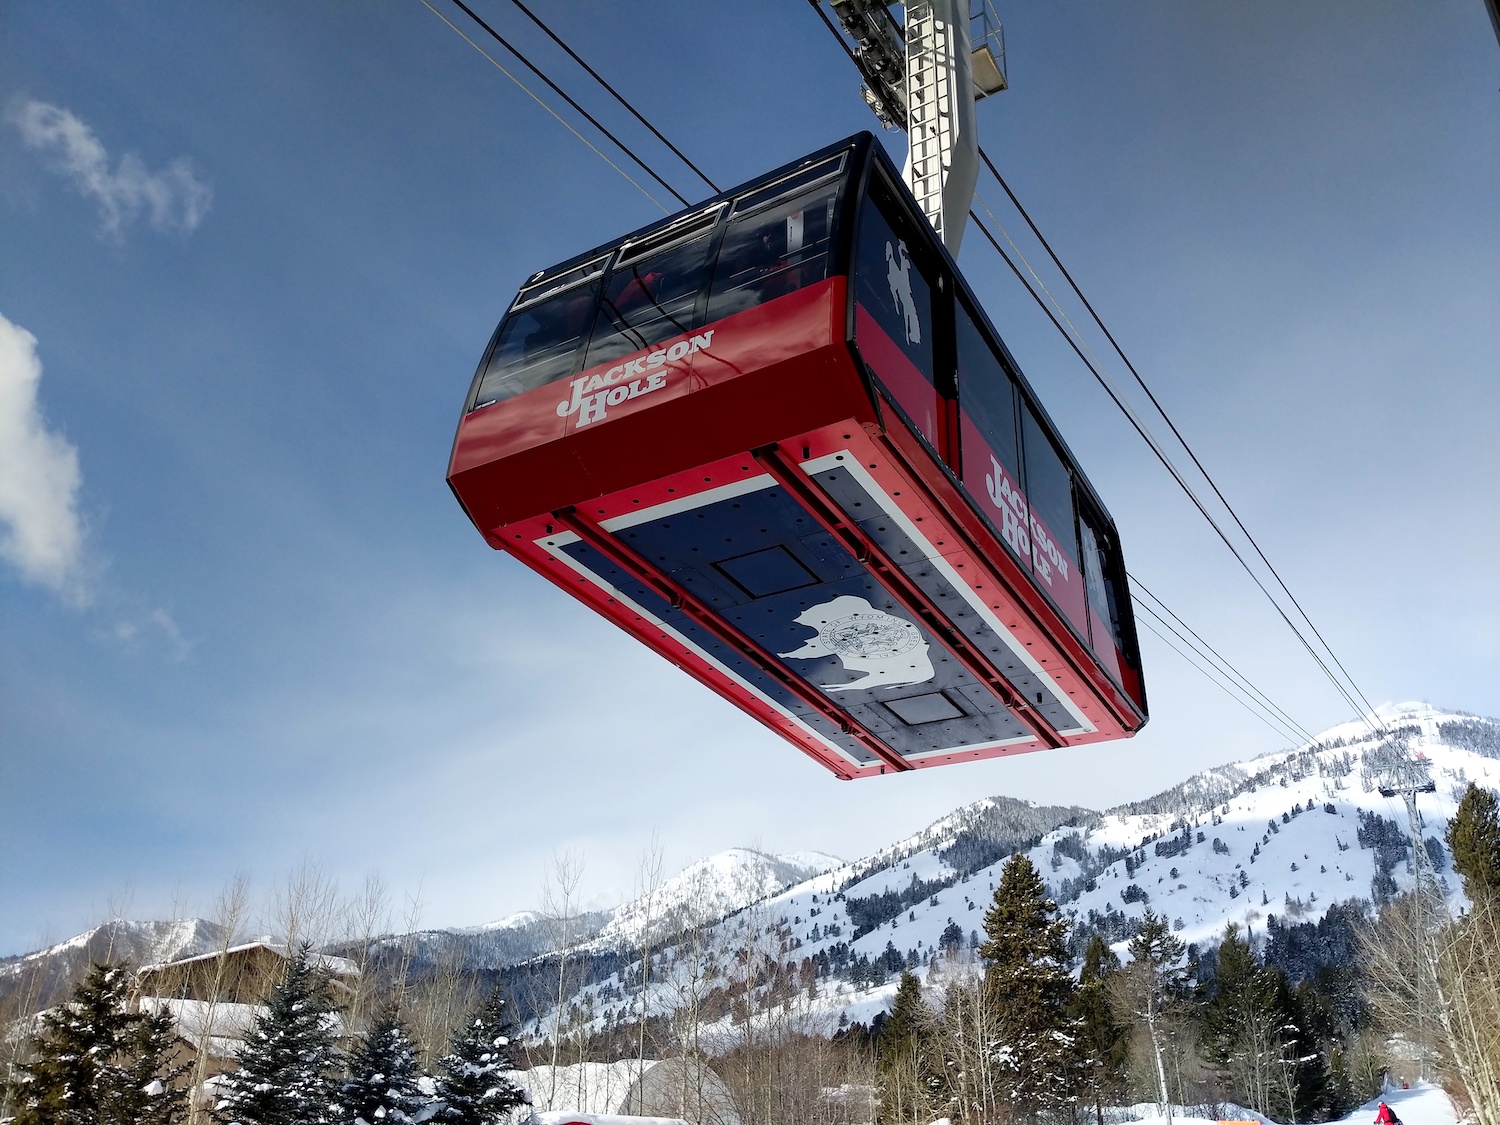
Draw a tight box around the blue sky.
[2,1,1496,955]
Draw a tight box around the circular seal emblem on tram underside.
[821,612,921,660]
[778,595,935,694]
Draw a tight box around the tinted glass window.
[1021,408,1077,571]
[471,280,601,409]
[854,179,934,384]
[956,303,1019,477]
[1021,406,1087,630]
[706,181,840,322]
[586,220,718,368]
[1080,517,1124,653]
[956,301,1029,567]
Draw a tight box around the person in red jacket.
[1375,1101,1401,1125]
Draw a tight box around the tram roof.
[515,132,876,294]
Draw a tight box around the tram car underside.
[448,135,1146,780]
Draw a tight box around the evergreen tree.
[1202,925,1337,1123]
[215,944,343,1125]
[979,853,1080,1121]
[1202,925,1285,1116]
[1447,783,1500,901]
[433,987,526,1125]
[15,961,186,1125]
[1267,971,1331,1125]
[875,970,938,1125]
[1071,935,1127,1125]
[340,1004,425,1125]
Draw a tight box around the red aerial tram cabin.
[448,133,1146,780]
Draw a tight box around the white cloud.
[110,605,192,662]
[0,311,87,598]
[8,99,211,239]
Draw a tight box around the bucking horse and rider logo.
[885,239,921,346]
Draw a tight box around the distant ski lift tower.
[1378,755,1439,888]
[1378,753,1441,1081]
[827,0,1007,252]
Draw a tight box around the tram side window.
[586,224,719,368]
[955,302,1029,568]
[706,182,840,322]
[1020,406,1088,631]
[472,280,601,409]
[1080,516,1126,658]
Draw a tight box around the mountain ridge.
[7,702,1498,1038]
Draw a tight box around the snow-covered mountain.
[8,704,1497,1041]
[474,910,544,932]
[524,703,1500,1036]
[588,848,843,951]
[0,918,227,1012]
[372,849,841,975]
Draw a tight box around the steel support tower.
[823,0,1007,253]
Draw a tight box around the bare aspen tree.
[184,873,251,1124]
[720,904,782,1124]
[539,849,586,1107]
[1363,891,1500,1125]
[341,872,392,1034]
[1108,913,1191,1124]
[272,859,341,955]
[631,836,665,1115]
[1436,893,1500,1125]
[392,882,427,1006]
[0,932,55,1121]
[102,885,136,963]
[406,943,480,1071]
[657,872,722,1125]
[932,968,1002,1125]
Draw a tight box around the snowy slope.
[588,848,843,951]
[1048,703,1498,955]
[530,704,1500,1037]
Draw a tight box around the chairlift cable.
[502,0,722,194]
[976,146,1384,732]
[1134,611,1306,747]
[1130,576,1317,745]
[966,209,1379,732]
[441,0,692,207]
[418,0,670,211]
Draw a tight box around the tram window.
[853,179,935,386]
[471,279,601,409]
[1080,516,1125,657]
[706,182,839,321]
[732,154,844,215]
[956,303,1022,478]
[587,220,719,368]
[1021,406,1088,629]
[955,302,1030,567]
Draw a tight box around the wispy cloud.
[0,311,87,600]
[8,99,211,239]
[108,604,192,662]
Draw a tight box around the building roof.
[138,940,359,978]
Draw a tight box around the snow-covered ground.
[1105,1082,1460,1125]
